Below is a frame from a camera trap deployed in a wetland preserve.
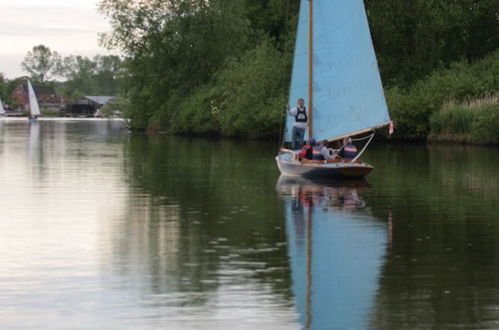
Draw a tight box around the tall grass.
[429,94,499,143]
[386,50,499,141]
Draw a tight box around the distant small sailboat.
[276,0,392,178]
[27,80,41,121]
[0,96,5,116]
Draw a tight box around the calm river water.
[0,119,498,329]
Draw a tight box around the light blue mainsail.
[285,0,390,143]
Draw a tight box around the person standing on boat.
[287,98,308,149]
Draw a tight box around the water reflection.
[364,144,499,329]
[277,176,387,329]
[103,135,300,327]
[2,119,499,328]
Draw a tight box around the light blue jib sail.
[285,0,390,143]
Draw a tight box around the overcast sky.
[0,0,117,78]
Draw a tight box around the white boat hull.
[276,152,373,178]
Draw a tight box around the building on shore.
[11,83,64,112]
[64,96,118,117]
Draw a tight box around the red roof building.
[11,83,65,111]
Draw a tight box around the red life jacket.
[299,144,313,159]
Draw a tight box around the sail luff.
[27,80,41,116]
[307,0,314,139]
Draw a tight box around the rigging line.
[352,133,375,163]
[278,0,291,151]
[351,133,375,142]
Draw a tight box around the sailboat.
[0,97,5,116]
[276,176,387,329]
[276,0,391,178]
[27,79,41,121]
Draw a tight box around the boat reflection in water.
[277,176,387,329]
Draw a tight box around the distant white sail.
[27,80,41,116]
[0,97,5,115]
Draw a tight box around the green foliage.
[429,101,499,144]
[471,104,499,143]
[0,76,23,106]
[15,44,124,99]
[387,50,499,141]
[430,106,475,135]
[57,54,124,98]
[98,0,286,132]
[40,108,63,117]
[97,97,125,117]
[21,45,61,82]
[366,0,499,86]
[0,73,7,101]
[98,0,498,144]
[173,41,288,139]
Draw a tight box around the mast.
[307,0,313,139]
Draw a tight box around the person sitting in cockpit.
[339,137,358,160]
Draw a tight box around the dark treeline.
[97,0,498,141]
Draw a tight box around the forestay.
[284,0,390,143]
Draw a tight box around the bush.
[471,103,499,143]
[387,50,499,141]
[173,40,289,139]
[428,95,498,143]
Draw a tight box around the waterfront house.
[11,83,64,112]
[64,96,117,117]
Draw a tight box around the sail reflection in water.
[277,176,387,329]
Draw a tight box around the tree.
[365,0,499,86]
[57,55,97,98]
[0,73,7,101]
[21,45,61,82]
[56,54,124,98]
[99,0,251,129]
[93,55,124,95]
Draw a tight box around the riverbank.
[386,50,498,144]
[131,49,498,146]
[98,1,497,145]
